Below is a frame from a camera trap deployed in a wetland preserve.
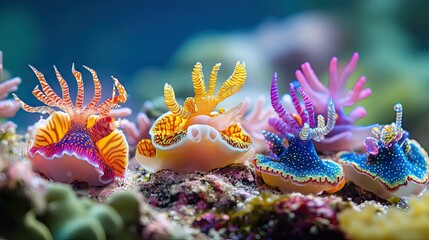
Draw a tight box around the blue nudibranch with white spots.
[338,103,429,199]
[253,73,345,195]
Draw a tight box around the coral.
[0,161,52,240]
[339,193,429,240]
[239,96,277,154]
[107,190,198,240]
[37,184,140,240]
[194,192,348,239]
[254,73,345,194]
[0,51,21,119]
[294,52,373,152]
[13,65,129,186]
[120,112,152,146]
[338,103,429,199]
[136,62,254,173]
[0,121,24,157]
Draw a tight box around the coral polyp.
[254,73,345,195]
[338,103,429,199]
[13,65,129,186]
[136,62,254,173]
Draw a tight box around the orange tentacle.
[12,93,55,115]
[29,65,65,107]
[54,65,74,110]
[83,65,102,111]
[72,63,84,110]
[32,86,57,107]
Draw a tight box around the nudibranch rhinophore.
[13,65,129,186]
[253,73,345,195]
[338,103,429,199]
[135,62,254,173]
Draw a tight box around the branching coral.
[253,73,345,195]
[293,52,373,152]
[239,96,277,153]
[13,65,129,186]
[136,62,254,173]
[120,112,152,146]
[0,51,21,118]
[338,103,429,199]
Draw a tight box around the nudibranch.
[253,73,345,195]
[13,65,129,186]
[338,103,429,199]
[135,62,254,173]
[293,52,374,152]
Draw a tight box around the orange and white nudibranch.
[136,62,255,173]
[13,65,129,186]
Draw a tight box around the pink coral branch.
[339,52,359,91]
[300,62,327,93]
[328,57,340,98]
[0,99,20,118]
[120,112,151,146]
[294,52,371,125]
[0,77,21,99]
[239,96,277,153]
[341,76,370,106]
[0,52,21,118]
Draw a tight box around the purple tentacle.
[298,87,315,128]
[268,117,292,136]
[270,72,287,118]
[289,82,303,116]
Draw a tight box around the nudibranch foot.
[136,62,254,173]
[14,65,129,186]
[338,103,429,199]
[339,139,429,199]
[254,131,344,195]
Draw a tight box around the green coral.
[0,180,52,240]
[339,193,429,239]
[37,184,141,240]
[107,191,141,240]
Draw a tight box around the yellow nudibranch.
[136,62,255,173]
[13,65,129,186]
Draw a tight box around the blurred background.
[1,0,429,148]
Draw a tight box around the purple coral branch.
[295,52,371,127]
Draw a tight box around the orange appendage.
[220,124,253,149]
[13,65,128,120]
[137,139,157,158]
